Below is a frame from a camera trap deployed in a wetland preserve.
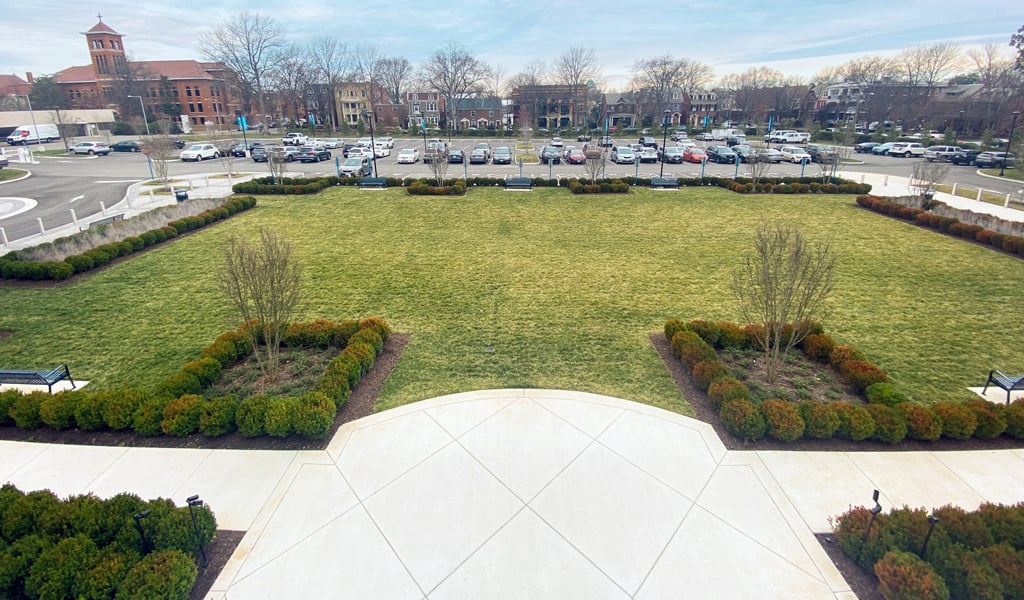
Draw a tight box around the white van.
[6,124,60,145]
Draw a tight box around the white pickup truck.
[767,131,810,144]
[282,132,308,146]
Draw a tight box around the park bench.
[87,214,124,229]
[650,178,679,190]
[358,177,387,189]
[505,177,533,191]
[982,370,1024,404]
[0,364,75,394]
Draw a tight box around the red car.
[683,146,707,163]
[565,148,586,164]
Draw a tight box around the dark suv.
[540,146,562,164]
[638,136,658,148]
[950,148,982,165]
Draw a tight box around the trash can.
[174,189,189,202]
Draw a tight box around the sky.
[3,1,1023,90]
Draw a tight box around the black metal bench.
[983,370,1024,404]
[505,177,533,191]
[0,364,75,394]
[358,177,387,189]
[88,214,124,229]
[650,178,679,189]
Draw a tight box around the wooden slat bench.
[0,364,75,394]
[650,178,679,189]
[87,214,124,229]
[983,370,1024,404]
[504,177,533,191]
[358,177,387,189]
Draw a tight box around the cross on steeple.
[97,13,102,22]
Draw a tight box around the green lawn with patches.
[1,186,1021,415]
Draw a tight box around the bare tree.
[145,135,178,186]
[631,55,684,118]
[266,147,289,182]
[218,228,302,382]
[583,148,604,183]
[376,56,412,105]
[268,44,312,126]
[200,12,285,124]
[1012,23,1024,69]
[719,66,786,121]
[746,153,772,186]
[910,161,950,204]
[215,138,241,176]
[307,36,350,130]
[421,42,490,132]
[508,59,548,89]
[487,64,507,98]
[733,221,836,384]
[426,153,450,186]
[553,46,599,131]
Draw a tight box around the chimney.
[26,72,33,84]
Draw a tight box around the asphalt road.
[2,135,1021,246]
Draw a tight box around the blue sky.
[3,1,1022,89]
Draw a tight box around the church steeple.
[82,14,127,80]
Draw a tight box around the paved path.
[3,389,1023,599]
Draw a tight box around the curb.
[0,169,32,185]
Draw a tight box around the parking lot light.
[365,111,378,177]
[1000,111,1019,177]
[660,109,670,178]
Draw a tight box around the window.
[188,103,195,112]
[488,110,494,117]
[470,111,476,117]
[112,40,120,50]
[186,87,192,97]
[101,86,112,97]
[427,102,437,111]
[197,103,204,113]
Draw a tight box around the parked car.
[755,148,785,163]
[950,148,982,165]
[110,140,142,152]
[549,137,564,148]
[598,136,614,147]
[670,131,689,142]
[639,136,658,148]
[378,136,395,149]
[296,145,331,163]
[251,146,270,162]
[340,156,372,176]
[282,132,307,146]
[660,146,685,163]
[725,136,748,147]
[887,142,926,158]
[696,132,715,141]
[71,141,111,155]
[173,137,186,149]
[683,146,707,163]
[373,142,391,158]
[322,138,342,149]
[871,143,896,155]
[565,148,586,164]
[230,141,261,157]
[396,148,420,164]
[610,146,635,164]
[492,146,513,165]
[732,145,754,162]
[806,144,838,163]
[448,149,465,164]
[779,145,811,163]
[577,133,592,142]
[341,143,358,157]
[706,145,737,164]
[924,146,963,162]
[854,142,880,153]
[540,146,562,164]
[975,152,1016,168]
[348,146,373,159]
[180,143,219,161]
[469,149,488,164]
[639,147,659,163]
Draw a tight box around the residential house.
[406,92,445,129]
[452,97,503,130]
[510,85,578,131]
[687,90,718,129]
[335,81,387,129]
[600,93,638,131]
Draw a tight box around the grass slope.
[1,186,1022,415]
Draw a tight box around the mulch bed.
[189,530,245,600]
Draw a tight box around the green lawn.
[0,169,27,182]
[2,187,1022,415]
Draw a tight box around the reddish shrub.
[980,543,1024,598]
[707,377,750,410]
[742,323,766,350]
[829,344,866,368]
[840,360,889,393]
[664,318,687,341]
[865,403,907,443]
[965,399,1007,439]
[719,398,765,442]
[894,403,942,441]
[931,504,994,549]
[874,550,950,600]
[716,322,748,349]
[692,360,730,391]
[671,331,717,369]
[834,402,876,441]
[1005,400,1024,439]
[933,401,978,440]
[760,399,805,442]
[800,333,836,363]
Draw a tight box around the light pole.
[1000,111,1019,178]
[15,95,39,161]
[660,109,670,177]
[132,510,152,554]
[127,95,151,136]
[766,109,775,149]
[365,110,378,177]
[186,495,209,568]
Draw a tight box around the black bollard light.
[856,489,883,562]
[186,495,209,568]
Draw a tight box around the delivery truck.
[6,123,60,145]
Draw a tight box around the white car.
[357,137,373,147]
[180,143,220,161]
[378,136,395,149]
[373,142,391,158]
[70,141,111,155]
[396,148,420,164]
[887,142,926,158]
[550,137,564,147]
[779,145,810,163]
[348,146,373,159]
[610,146,635,164]
[322,138,342,149]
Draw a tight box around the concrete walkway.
[3,389,1023,599]
[844,170,1024,223]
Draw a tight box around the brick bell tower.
[83,13,127,81]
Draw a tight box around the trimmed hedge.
[663,317,1016,445]
[857,194,1024,259]
[836,502,1024,600]
[0,484,214,600]
[0,197,257,281]
[1,318,392,441]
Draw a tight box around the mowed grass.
[2,186,1023,416]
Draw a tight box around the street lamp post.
[1000,111,1019,178]
[15,95,39,161]
[660,109,670,177]
[365,110,378,177]
[127,95,151,136]
[186,495,209,568]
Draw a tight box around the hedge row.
[0,483,215,600]
[568,180,631,194]
[407,180,467,195]
[0,197,257,281]
[664,318,1024,444]
[834,501,1024,600]
[856,195,1024,258]
[0,317,392,441]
